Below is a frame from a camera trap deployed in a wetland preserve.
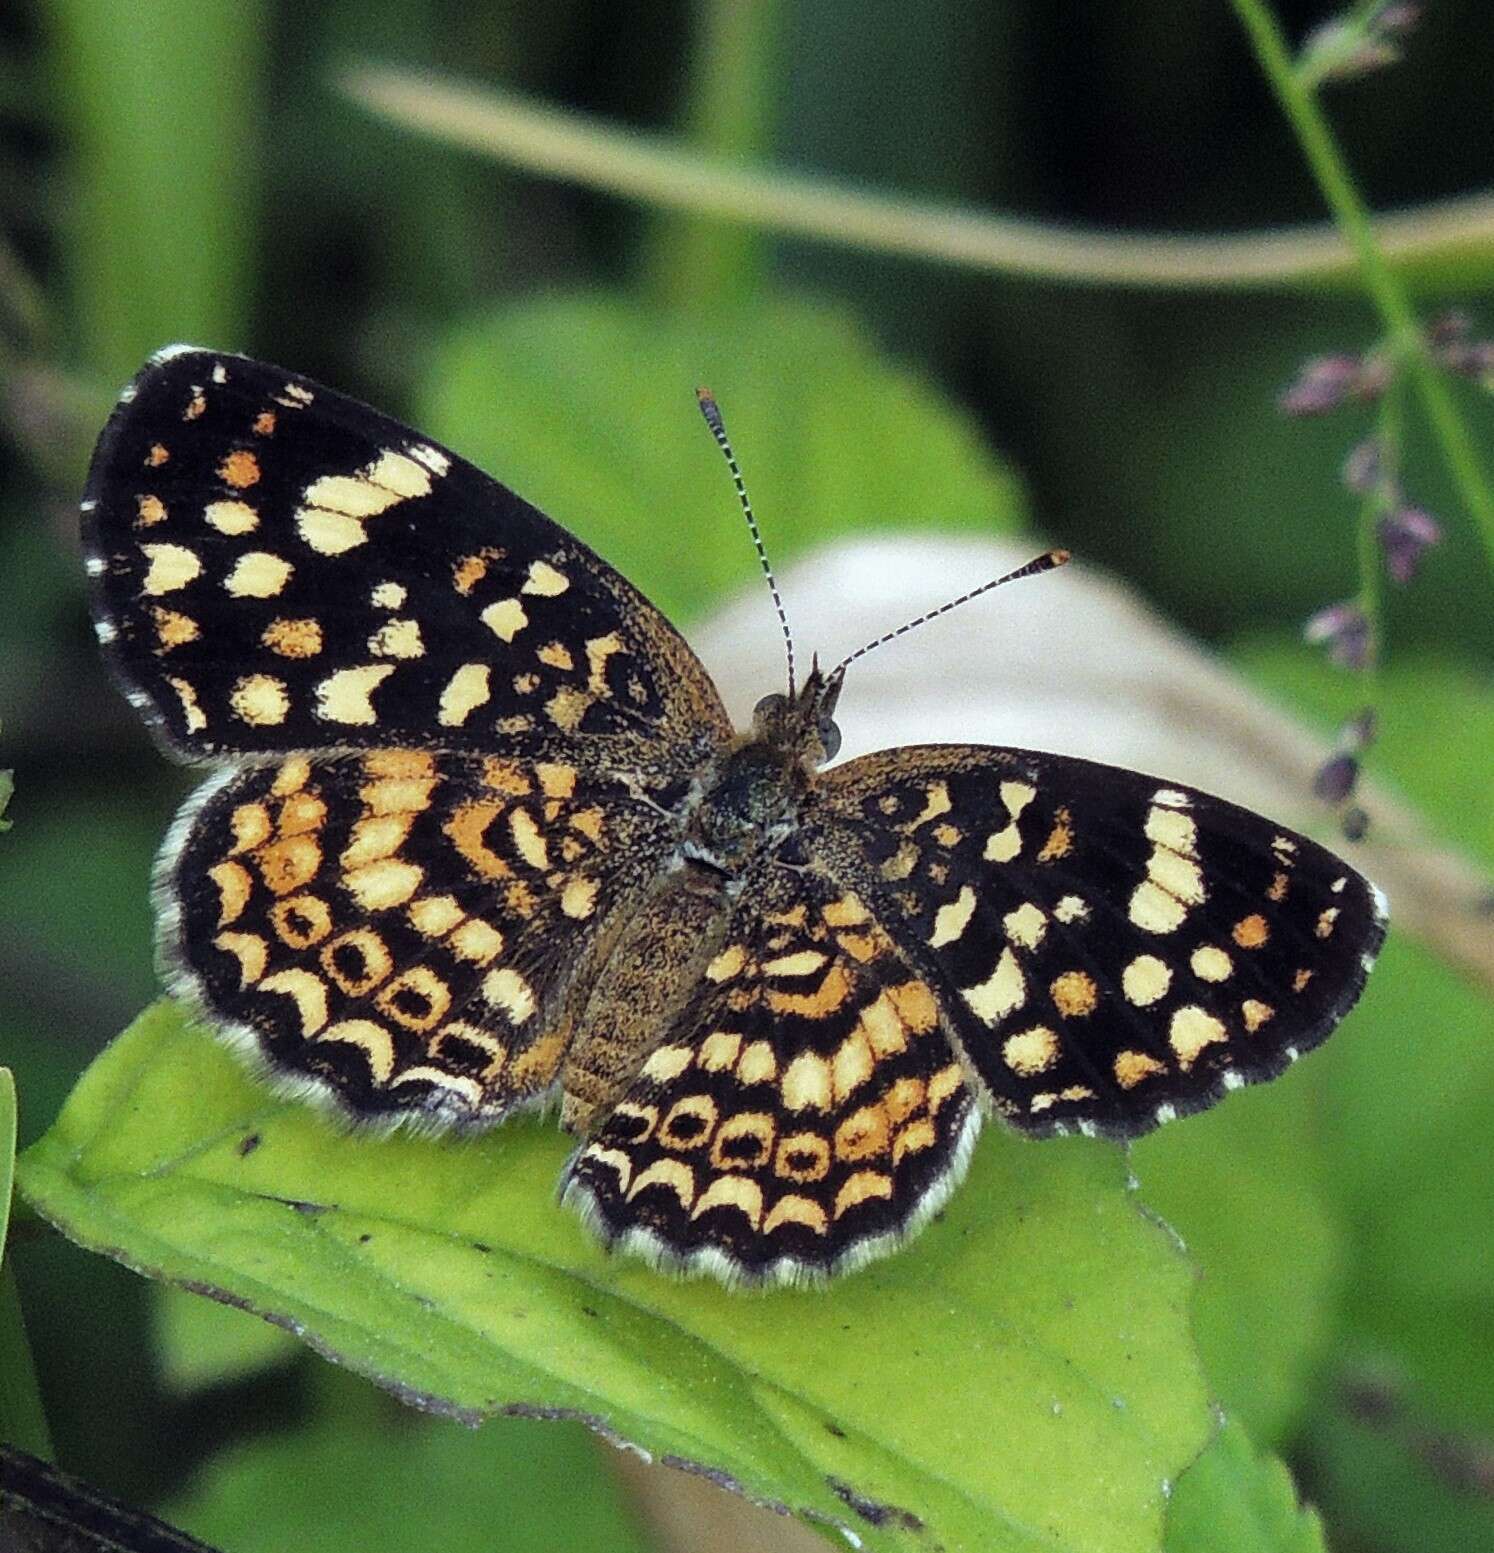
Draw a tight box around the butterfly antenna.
[829,548,1071,683]
[697,387,797,697]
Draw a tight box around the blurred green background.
[1,1,1491,1550]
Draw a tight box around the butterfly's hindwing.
[160,748,680,1126]
[812,746,1387,1138]
[83,348,731,759]
[562,866,979,1284]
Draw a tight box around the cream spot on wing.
[296,508,366,555]
[736,1040,776,1085]
[1003,901,1047,950]
[1190,945,1233,982]
[929,885,977,948]
[763,949,828,977]
[545,686,590,731]
[782,1051,832,1112]
[315,664,394,724]
[1148,849,1205,906]
[1152,788,1190,808]
[408,895,465,936]
[1316,907,1340,939]
[691,1175,762,1226]
[481,598,528,641]
[1053,895,1089,924]
[835,1171,893,1219]
[208,861,252,925]
[832,1031,875,1102]
[1122,953,1172,1006]
[1145,806,1198,855]
[437,663,490,726]
[641,1044,693,1082]
[368,618,424,659]
[316,1020,395,1084]
[698,1031,742,1072]
[449,920,504,964]
[626,1158,695,1208]
[140,543,202,595]
[509,809,548,870]
[1242,999,1274,1032]
[705,944,747,982]
[345,858,423,911]
[258,969,329,1034]
[984,780,1037,863]
[763,1194,828,1236]
[910,780,952,827]
[483,967,535,1024]
[1003,1024,1059,1076]
[203,499,258,535]
[1169,1005,1227,1070]
[560,877,598,919]
[213,931,267,985]
[224,551,293,598]
[230,673,289,726]
[522,560,569,596]
[537,641,574,670]
[1129,879,1188,933]
[370,447,437,498]
[371,581,406,608]
[166,676,206,732]
[962,947,1025,1025]
[585,633,624,695]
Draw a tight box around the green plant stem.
[341,66,1494,294]
[1231,0,1494,579]
[0,1264,52,1460]
[1,1069,52,1459]
[647,0,781,309]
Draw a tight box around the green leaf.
[1,1067,54,1460]
[19,1003,1211,1553]
[1132,1063,1345,1447]
[154,1283,298,1393]
[1165,1420,1326,1553]
[163,1366,651,1553]
[414,294,1028,624]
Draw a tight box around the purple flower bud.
[1304,601,1373,669]
[1314,752,1360,804]
[1378,3,1421,39]
[1279,354,1364,416]
[1341,706,1378,752]
[1442,338,1494,388]
[1341,437,1386,496]
[1341,806,1370,842]
[1427,310,1471,350]
[1378,505,1443,584]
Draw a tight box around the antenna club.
[1047,547,1072,567]
[696,387,725,435]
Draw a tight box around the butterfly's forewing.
[85,348,732,1129]
[83,347,731,760]
[810,745,1387,1138]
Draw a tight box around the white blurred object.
[692,534,1491,992]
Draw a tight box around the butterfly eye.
[754,693,787,719]
[817,716,842,761]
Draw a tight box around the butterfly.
[82,346,1388,1286]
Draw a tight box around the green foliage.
[18,1003,1211,1553]
[163,1367,652,1553]
[415,293,1028,623]
[1165,1421,1327,1553]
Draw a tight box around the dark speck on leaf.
[358,1233,373,1244]
[472,1241,492,1254]
[826,1477,924,1531]
[237,1133,261,1157]
[581,1306,599,1319]
[824,1420,846,1439]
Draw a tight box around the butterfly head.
[751,657,843,768]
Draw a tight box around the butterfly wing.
[83,347,731,760]
[162,748,678,1125]
[561,865,980,1285]
[807,745,1387,1138]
